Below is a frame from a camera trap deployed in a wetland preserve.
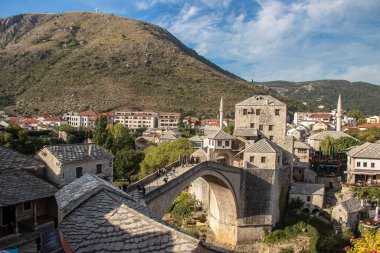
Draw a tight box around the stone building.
[308,130,355,150]
[234,95,287,144]
[345,141,380,186]
[202,130,234,165]
[36,144,114,188]
[56,174,223,252]
[289,183,325,213]
[332,197,364,229]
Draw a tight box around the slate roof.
[289,183,324,196]
[294,140,310,149]
[347,142,380,159]
[57,175,222,253]
[0,169,58,207]
[206,130,234,140]
[236,95,286,106]
[0,146,46,171]
[244,138,282,153]
[340,197,363,214]
[308,131,354,141]
[233,128,258,137]
[43,144,114,164]
[189,135,205,142]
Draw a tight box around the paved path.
[129,164,196,200]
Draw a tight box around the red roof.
[358,123,380,129]
[200,119,219,127]
[309,113,331,119]
[78,109,99,117]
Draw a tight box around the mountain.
[0,12,273,116]
[259,80,380,115]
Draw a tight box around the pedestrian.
[163,176,168,183]
[172,167,176,177]
[141,185,146,195]
[190,155,194,165]
[36,236,41,253]
[157,168,161,176]
[118,185,122,190]
[122,183,127,192]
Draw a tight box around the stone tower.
[219,96,224,129]
[336,94,342,132]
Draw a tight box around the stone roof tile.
[236,95,286,106]
[308,131,354,141]
[289,183,325,196]
[347,142,380,159]
[233,128,258,137]
[206,130,234,140]
[0,146,45,171]
[340,197,363,213]
[245,138,282,153]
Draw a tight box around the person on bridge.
[163,175,168,183]
[141,185,146,195]
[172,167,176,177]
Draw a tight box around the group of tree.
[320,136,360,156]
[347,127,380,143]
[347,109,367,125]
[57,125,92,144]
[92,116,143,182]
[1,125,63,154]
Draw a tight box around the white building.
[113,110,158,130]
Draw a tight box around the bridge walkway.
[128,163,198,200]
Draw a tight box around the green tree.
[140,138,194,178]
[170,192,198,220]
[334,136,359,151]
[347,109,365,120]
[106,124,134,154]
[320,136,336,156]
[114,149,144,182]
[357,127,380,143]
[224,124,234,135]
[92,116,108,146]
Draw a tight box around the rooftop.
[233,128,258,137]
[40,144,114,164]
[0,146,46,171]
[244,138,282,153]
[308,130,354,141]
[289,183,325,196]
[347,142,380,159]
[57,175,222,253]
[236,95,286,106]
[340,197,363,213]
[206,130,234,140]
[294,140,310,149]
[0,169,58,207]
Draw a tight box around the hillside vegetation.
[0,12,272,116]
[259,80,380,115]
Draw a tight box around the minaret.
[219,96,224,129]
[336,94,342,132]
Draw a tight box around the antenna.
[95,8,98,13]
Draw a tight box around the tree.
[108,124,134,154]
[114,149,144,182]
[92,116,108,146]
[320,136,336,156]
[334,136,359,151]
[170,192,198,220]
[140,138,194,178]
[347,109,365,120]
[357,127,380,143]
[224,124,234,135]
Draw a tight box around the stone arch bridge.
[127,161,286,245]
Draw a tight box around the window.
[76,167,83,178]
[250,156,255,162]
[24,201,32,210]
[307,196,311,202]
[96,164,102,174]
[225,141,230,146]
[250,123,255,128]
[259,125,263,130]
[278,156,280,163]
[218,140,222,146]
[269,125,274,131]
[275,109,280,116]
[371,163,375,168]
[269,136,274,141]
[261,157,266,163]
[243,109,248,115]
[298,149,307,154]
[357,162,361,167]
[363,162,367,168]
[256,109,261,115]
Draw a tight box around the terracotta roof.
[309,113,331,119]
[57,175,223,253]
[244,138,282,153]
[78,109,99,117]
[206,130,234,140]
[358,123,380,129]
[41,144,114,164]
[0,169,58,207]
[233,128,258,137]
[236,95,285,106]
[340,197,363,213]
[0,146,46,170]
[289,183,324,196]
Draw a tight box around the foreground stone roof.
[244,138,282,153]
[347,142,380,159]
[0,169,58,207]
[57,175,223,253]
[289,183,325,196]
[236,95,286,106]
[340,197,363,214]
[206,130,234,140]
[43,143,114,164]
[0,146,45,170]
[294,140,310,149]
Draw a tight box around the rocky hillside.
[0,12,274,116]
[259,80,380,115]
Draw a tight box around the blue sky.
[1,0,380,84]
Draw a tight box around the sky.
[1,0,380,85]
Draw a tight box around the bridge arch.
[143,162,242,245]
